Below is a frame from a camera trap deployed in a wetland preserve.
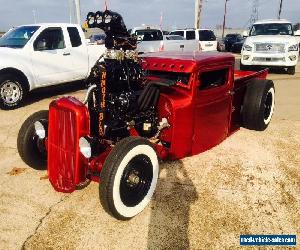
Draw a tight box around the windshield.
[135,29,163,41]
[0,26,40,48]
[147,70,190,85]
[250,23,293,36]
[199,30,216,41]
[170,31,184,37]
[165,35,185,40]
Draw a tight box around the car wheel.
[287,66,295,75]
[242,79,275,131]
[17,110,49,170]
[99,136,159,220]
[0,74,27,110]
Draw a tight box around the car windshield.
[135,29,163,41]
[147,70,191,85]
[250,23,293,36]
[226,34,237,38]
[165,35,185,40]
[0,26,40,48]
[170,31,184,37]
[90,34,106,42]
[199,30,216,41]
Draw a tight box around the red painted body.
[47,51,268,193]
[143,52,267,159]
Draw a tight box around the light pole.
[195,0,203,29]
[68,0,73,23]
[278,0,283,19]
[74,0,81,25]
[32,10,37,24]
[222,0,229,39]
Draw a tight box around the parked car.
[231,38,245,53]
[241,19,299,75]
[169,29,218,51]
[295,30,300,51]
[0,23,105,109]
[18,51,275,220]
[17,9,275,221]
[224,33,243,51]
[131,26,199,54]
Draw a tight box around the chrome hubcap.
[0,81,21,104]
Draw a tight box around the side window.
[34,27,65,50]
[67,27,82,47]
[170,31,184,37]
[186,31,195,40]
[199,69,228,90]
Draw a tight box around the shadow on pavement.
[24,80,86,107]
[147,160,198,250]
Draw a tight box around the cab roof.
[142,51,234,73]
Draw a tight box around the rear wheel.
[17,110,49,170]
[287,66,295,75]
[242,79,275,131]
[0,74,27,110]
[100,137,159,220]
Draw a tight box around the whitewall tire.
[100,137,159,220]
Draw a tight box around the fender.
[0,51,35,90]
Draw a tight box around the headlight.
[288,44,299,52]
[34,121,46,139]
[79,137,92,159]
[243,44,252,51]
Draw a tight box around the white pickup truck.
[130,27,199,54]
[169,29,218,51]
[241,19,299,75]
[0,23,105,109]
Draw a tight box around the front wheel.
[17,110,49,170]
[100,137,159,220]
[287,66,295,75]
[0,74,27,110]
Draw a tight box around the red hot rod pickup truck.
[17,10,275,220]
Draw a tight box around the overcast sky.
[0,0,299,31]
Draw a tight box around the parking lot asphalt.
[0,58,299,250]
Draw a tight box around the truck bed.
[234,69,268,83]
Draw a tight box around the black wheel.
[242,79,275,131]
[17,110,49,170]
[287,66,295,75]
[0,74,28,110]
[100,137,159,220]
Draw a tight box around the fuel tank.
[47,97,90,193]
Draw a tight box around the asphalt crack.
[21,195,70,250]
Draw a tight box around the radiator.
[47,97,90,193]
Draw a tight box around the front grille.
[48,107,77,192]
[255,43,285,53]
[253,57,285,62]
[47,97,90,193]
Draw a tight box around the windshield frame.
[249,23,294,36]
[0,25,40,49]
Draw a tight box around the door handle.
[63,52,71,56]
[180,45,184,48]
